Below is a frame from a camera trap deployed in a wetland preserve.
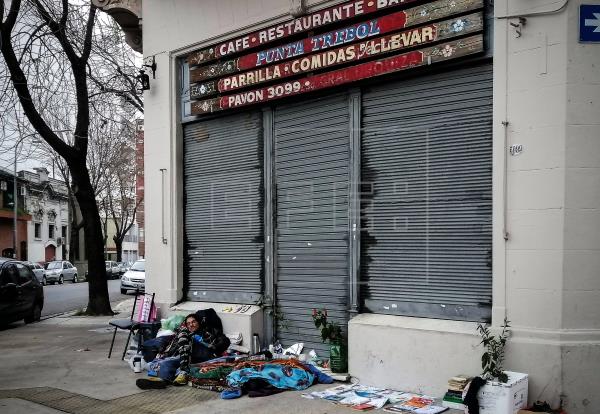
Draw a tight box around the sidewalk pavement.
[0,299,358,414]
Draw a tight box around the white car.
[23,261,46,284]
[120,259,145,294]
[105,261,120,280]
[117,261,131,275]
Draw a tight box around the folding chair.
[107,291,160,359]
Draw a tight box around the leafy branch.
[477,317,511,383]
[312,308,343,344]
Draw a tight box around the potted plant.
[477,317,510,382]
[475,318,528,414]
[312,308,347,373]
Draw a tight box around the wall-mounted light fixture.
[136,56,157,91]
[144,56,157,79]
[137,70,150,91]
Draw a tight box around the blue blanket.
[227,363,315,391]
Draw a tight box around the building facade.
[19,167,70,263]
[101,0,600,412]
[103,219,139,263]
[0,166,30,259]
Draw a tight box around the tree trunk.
[115,239,123,262]
[69,222,80,262]
[71,162,113,315]
[68,186,81,262]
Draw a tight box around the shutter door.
[360,64,493,321]
[184,111,263,303]
[274,94,350,355]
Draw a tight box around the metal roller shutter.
[360,64,493,321]
[183,111,264,303]
[274,94,350,355]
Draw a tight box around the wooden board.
[189,13,483,100]
[190,35,484,115]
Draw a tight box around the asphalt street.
[41,279,129,317]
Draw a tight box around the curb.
[39,298,134,322]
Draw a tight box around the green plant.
[312,308,343,343]
[271,306,290,332]
[257,297,290,332]
[477,317,511,383]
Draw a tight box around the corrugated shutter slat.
[360,65,493,322]
[183,111,263,303]
[274,95,350,356]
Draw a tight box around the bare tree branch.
[0,0,141,315]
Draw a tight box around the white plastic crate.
[478,371,528,414]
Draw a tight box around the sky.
[0,135,58,178]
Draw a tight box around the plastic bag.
[161,314,186,331]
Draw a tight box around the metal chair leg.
[122,328,134,360]
[108,327,117,359]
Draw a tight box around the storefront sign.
[191,35,483,115]
[190,13,483,99]
[190,0,482,84]
[187,0,424,66]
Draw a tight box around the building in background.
[122,223,139,263]
[20,167,69,263]
[0,166,30,259]
[102,218,139,262]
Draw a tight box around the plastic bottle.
[133,355,142,373]
[252,333,260,354]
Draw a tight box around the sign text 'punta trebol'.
[187,0,424,65]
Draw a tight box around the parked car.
[120,259,145,294]
[23,261,45,284]
[0,258,44,325]
[116,262,131,275]
[105,261,120,280]
[44,260,78,285]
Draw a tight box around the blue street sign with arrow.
[580,4,600,42]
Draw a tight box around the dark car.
[0,258,44,326]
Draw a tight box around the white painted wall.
[141,1,600,412]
